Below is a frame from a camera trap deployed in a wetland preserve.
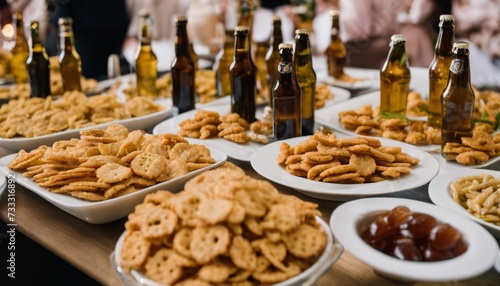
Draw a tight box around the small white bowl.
[110,216,343,286]
[428,168,500,238]
[330,197,499,282]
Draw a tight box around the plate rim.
[250,135,440,200]
[428,168,500,238]
[329,197,499,282]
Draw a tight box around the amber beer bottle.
[214,29,234,97]
[135,11,158,97]
[294,29,316,136]
[58,17,82,92]
[171,16,195,114]
[26,21,50,98]
[229,26,256,123]
[441,42,475,155]
[380,34,411,114]
[238,0,254,42]
[325,10,346,79]
[273,43,301,140]
[265,15,283,108]
[428,15,455,128]
[10,12,29,84]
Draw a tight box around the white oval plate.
[111,216,343,286]
[0,149,226,224]
[250,135,439,201]
[153,106,268,162]
[330,197,499,282]
[315,91,500,170]
[0,97,173,152]
[428,168,500,238]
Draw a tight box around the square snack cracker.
[119,162,327,285]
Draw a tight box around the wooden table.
[1,155,499,285]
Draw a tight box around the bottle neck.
[331,18,340,38]
[60,31,75,51]
[234,34,252,60]
[175,24,190,56]
[448,54,471,87]
[388,44,408,65]
[271,25,283,49]
[294,37,313,67]
[139,21,152,45]
[435,26,454,57]
[15,20,25,43]
[31,29,44,53]
[277,53,295,81]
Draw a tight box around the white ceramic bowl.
[428,168,500,238]
[330,197,499,282]
[110,216,343,286]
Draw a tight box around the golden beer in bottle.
[428,15,455,128]
[214,29,234,97]
[325,10,346,79]
[273,43,302,140]
[10,12,29,84]
[27,21,51,98]
[441,42,475,156]
[135,11,158,97]
[294,29,316,136]
[171,16,195,114]
[230,26,256,123]
[58,17,82,92]
[380,34,411,114]
[265,15,283,108]
[254,40,270,103]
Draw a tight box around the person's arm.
[339,0,373,42]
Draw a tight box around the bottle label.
[278,62,294,74]
[450,59,466,74]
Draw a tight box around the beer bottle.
[254,40,270,103]
[10,12,29,84]
[294,29,316,136]
[171,16,196,114]
[428,15,455,128]
[26,21,51,98]
[380,34,411,114]
[213,29,234,97]
[273,43,301,140]
[230,26,256,123]
[134,11,158,97]
[58,17,82,92]
[325,10,346,79]
[441,42,475,156]
[265,15,283,108]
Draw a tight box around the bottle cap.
[271,15,281,23]
[175,16,188,24]
[31,21,40,30]
[330,10,340,19]
[58,17,73,26]
[138,9,151,18]
[390,34,406,46]
[439,14,454,27]
[234,26,250,36]
[295,29,309,36]
[452,41,470,55]
[278,43,293,54]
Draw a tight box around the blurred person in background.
[453,0,500,88]
[49,0,129,80]
[397,0,436,67]
[338,0,401,69]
